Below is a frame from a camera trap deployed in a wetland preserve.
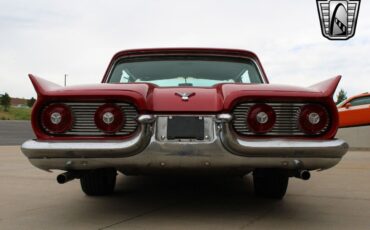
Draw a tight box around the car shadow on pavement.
[77,174,291,229]
[114,174,255,197]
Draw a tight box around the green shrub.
[0,106,31,120]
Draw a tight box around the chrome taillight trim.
[232,103,329,136]
[42,102,139,136]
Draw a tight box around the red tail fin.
[29,74,61,96]
[309,75,341,97]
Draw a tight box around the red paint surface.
[146,87,223,112]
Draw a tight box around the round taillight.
[41,104,73,133]
[247,104,276,134]
[299,104,328,135]
[94,103,124,133]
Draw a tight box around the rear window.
[107,56,263,87]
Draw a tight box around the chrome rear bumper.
[21,114,349,172]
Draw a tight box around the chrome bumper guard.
[21,114,349,171]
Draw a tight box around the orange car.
[338,92,370,128]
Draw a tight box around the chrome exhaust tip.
[295,170,311,180]
[57,171,79,184]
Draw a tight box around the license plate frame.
[167,116,204,140]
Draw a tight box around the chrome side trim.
[22,115,154,159]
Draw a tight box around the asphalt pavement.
[0,121,34,145]
[0,146,370,229]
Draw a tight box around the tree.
[27,97,36,107]
[336,89,348,105]
[0,93,11,111]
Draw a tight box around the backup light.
[308,112,320,125]
[102,112,115,124]
[50,112,62,125]
[256,111,269,124]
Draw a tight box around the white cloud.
[0,0,369,98]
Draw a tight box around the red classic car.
[21,48,348,199]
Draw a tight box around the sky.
[0,0,369,99]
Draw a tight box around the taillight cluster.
[41,103,125,135]
[245,103,329,135]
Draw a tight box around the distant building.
[11,98,28,107]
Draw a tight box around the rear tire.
[80,168,117,196]
[253,169,289,199]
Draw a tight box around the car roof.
[111,48,261,61]
[341,92,370,106]
[349,92,370,100]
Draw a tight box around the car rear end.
[21,48,348,198]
